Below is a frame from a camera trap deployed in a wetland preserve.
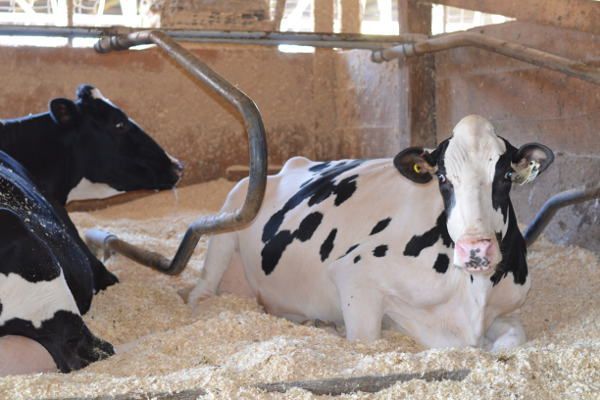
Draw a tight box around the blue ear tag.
[512,161,540,185]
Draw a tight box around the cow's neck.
[491,201,528,286]
[0,114,83,205]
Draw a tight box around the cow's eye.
[504,171,513,181]
[437,174,447,183]
[115,121,126,131]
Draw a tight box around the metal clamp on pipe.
[524,185,600,247]
[371,31,600,86]
[86,30,268,275]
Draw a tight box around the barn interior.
[0,0,598,399]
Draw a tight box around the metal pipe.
[524,185,600,247]
[0,25,423,49]
[85,30,268,275]
[372,31,600,85]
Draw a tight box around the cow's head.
[395,115,553,274]
[49,84,183,202]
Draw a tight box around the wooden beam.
[342,0,362,34]
[314,0,334,32]
[256,369,470,395]
[428,0,600,35]
[398,0,436,147]
[272,0,286,31]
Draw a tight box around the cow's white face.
[394,115,554,274]
[441,116,507,271]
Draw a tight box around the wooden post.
[342,0,362,33]
[397,0,436,147]
[313,0,338,159]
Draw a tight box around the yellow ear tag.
[413,163,422,174]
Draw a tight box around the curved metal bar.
[85,30,268,275]
[524,185,600,247]
[371,31,600,85]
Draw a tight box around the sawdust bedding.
[0,179,598,399]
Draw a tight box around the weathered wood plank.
[256,369,471,395]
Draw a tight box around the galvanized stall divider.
[524,185,600,247]
[371,31,600,86]
[85,30,267,275]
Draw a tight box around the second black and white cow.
[0,84,183,206]
[0,151,114,374]
[190,115,554,351]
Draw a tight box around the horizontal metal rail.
[0,25,423,49]
[371,31,600,85]
[524,185,600,247]
[85,30,268,275]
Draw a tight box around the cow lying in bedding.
[0,84,183,206]
[190,115,554,351]
[0,86,183,375]
[0,151,114,374]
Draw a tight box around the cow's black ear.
[510,143,554,185]
[393,147,437,184]
[49,99,79,128]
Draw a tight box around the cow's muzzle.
[454,237,500,272]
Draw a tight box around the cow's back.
[229,156,446,322]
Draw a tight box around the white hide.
[190,116,530,350]
[0,271,79,329]
[66,178,125,203]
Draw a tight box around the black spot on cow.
[262,160,362,244]
[403,212,453,257]
[353,255,361,264]
[338,244,360,260]
[309,162,331,172]
[344,244,359,256]
[261,230,295,275]
[319,228,337,262]
[262,212,324,275]
[300,178,313,188]
[470,274,474,283]
[373,245,388,258]
[432,253,449,274]
[0,301,2,315]
[296,212,323,242]
[370,217,391,235]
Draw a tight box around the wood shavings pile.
[0,179,598,399]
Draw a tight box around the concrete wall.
[435,21,599,251]
[0,44,401,184]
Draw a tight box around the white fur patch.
[0,271,79,329]
[67,178,125,203]
[90,88,117,107]
[443,115,508,241]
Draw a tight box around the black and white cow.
[0,151,115,374]
[189,115,554,351]
[0,84,183,206]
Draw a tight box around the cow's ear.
[394,147,437,184]
[510,143,554,185]
[49,98,79,128]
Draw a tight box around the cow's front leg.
[485,314,526,352]
[330,264,384,342]
[189,232,238,306]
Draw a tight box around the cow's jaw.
[440,115,508,273]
